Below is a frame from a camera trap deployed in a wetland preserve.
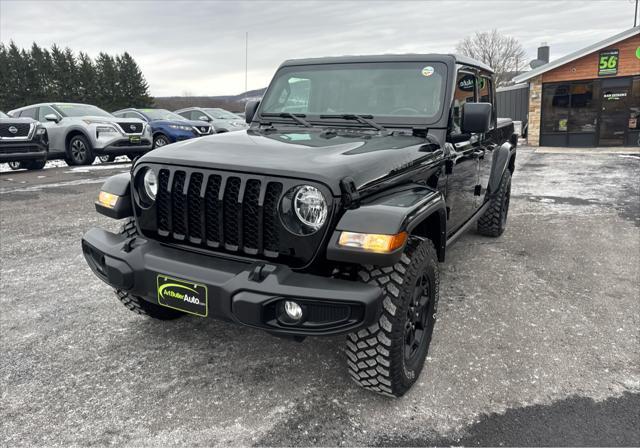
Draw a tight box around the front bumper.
[0,139,48,162]
[81,227,382,336]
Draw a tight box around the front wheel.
[153,134,170,148]
[8,161,22,170]
[66,134,95,166]
[346,237,439,397]
[113,218,184,320]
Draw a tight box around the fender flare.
[487,140,515,196]
[326,184,447,266]
[95,173,133,219]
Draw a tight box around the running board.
[446,201,490,247]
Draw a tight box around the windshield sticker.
[421,66,435,77]
[280,133,312,141]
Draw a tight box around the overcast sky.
[0,0,635,96]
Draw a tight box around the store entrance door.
[598,79,630,146]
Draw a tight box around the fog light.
[284,300,303,321]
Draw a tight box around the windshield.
[0,111,8,118]
[53,104,112,118]
[260,62,447,124]
[204,108,242,120]
[139,109,186,121]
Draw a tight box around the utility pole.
[635,0,638,27]
[244,31,248,101]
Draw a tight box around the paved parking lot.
[1,148,638,446]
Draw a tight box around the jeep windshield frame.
[258,61,449,128]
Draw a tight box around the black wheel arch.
[327,184,447,265]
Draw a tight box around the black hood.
[139,128,441,195]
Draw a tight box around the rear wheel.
[477,170,512,237]
[23,159,47,170]
[113,218,184,320]
[346,237,439,397]
[8,161,22,170]
[98,155,116,163]
[66,134,95,166]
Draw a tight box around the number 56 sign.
[598,50,619,76]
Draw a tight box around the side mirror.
[461,102,492,134]
[245,100,260,124]
[44,113,59,123]
[198,115,211,122]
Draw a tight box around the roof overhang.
[513,26,640,84]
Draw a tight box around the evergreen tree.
[116,52,153,109]
[0,43,10,111]
[76,52,96,104]
[5,42,27,111]
[0,42,154,111]
[95,52,119,111]
[28,43,54,103]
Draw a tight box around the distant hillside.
[154,88,266,113]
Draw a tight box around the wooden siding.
[543,33,640,83]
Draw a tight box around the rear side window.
[20,108,37,119]
[452,72,476,133]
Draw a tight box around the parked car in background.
[8,103,152,165]
[112,108,214,156]
[0,110,49,170]
[174,107,247,133]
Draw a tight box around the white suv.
[9,103,152,165]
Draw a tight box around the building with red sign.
[513,26,640,147]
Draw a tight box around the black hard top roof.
[279,53,493,73]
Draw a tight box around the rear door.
[477,73,497,198]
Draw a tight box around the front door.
[598,79,631,146]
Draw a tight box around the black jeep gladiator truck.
[0,111,48,170]
[82,54,516,397]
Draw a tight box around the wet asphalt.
[0,148,638,446]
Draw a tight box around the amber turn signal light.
[97,191,119,209]
[338,231,407,253]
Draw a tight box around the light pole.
[244,31,248,101]
[635,0,639,27]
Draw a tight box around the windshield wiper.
[261,112,312,127]
[319,114,387,132]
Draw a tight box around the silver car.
[174,107,248,133]
[8,103,152,165]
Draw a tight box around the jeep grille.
[137,165,332,267]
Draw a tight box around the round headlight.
[293,186,327,230]
[143,168,157,201]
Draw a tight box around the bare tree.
[456,29,527,87]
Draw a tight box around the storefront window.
[629,77,640,131]
[541,84,570,133]
[568,82,598,133]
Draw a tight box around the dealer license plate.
[129,136,141,144]
[157,275,208,317]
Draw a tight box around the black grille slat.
[149,167,312,262]
[0,123,31,137]
[242,180,261,250]
[157,169,171,232]
[223,177,241,248]
[171,171,187,237]
[205,175,222,245]
[118,122,143,134]
[263,182,283,254]
[187,173,204,241]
